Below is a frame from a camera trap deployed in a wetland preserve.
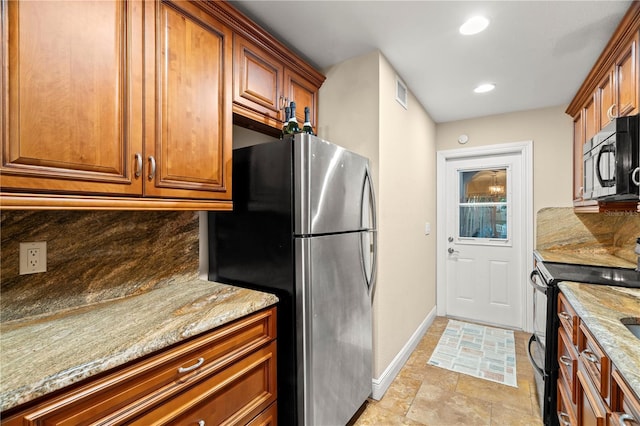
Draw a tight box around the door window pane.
[459,205,507,238]
[458,169,508,240]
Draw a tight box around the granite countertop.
[0,280,278,412]
[558,282,640,398]
[535,249,636,269]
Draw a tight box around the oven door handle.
[529,270,548,295]
[527,334,545,377]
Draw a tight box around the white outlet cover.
[19,241,47,275]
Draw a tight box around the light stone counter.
[558,282,640,399]
[0,280,278,412]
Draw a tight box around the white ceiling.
[230,0,632,123]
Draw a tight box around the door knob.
[448,237,454,242]
[448,247,459,254]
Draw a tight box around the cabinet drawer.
[4,308,276,425]
[247,402,277,426]
[559,327,579,404]
[558,378,578,426]
[611,368,640,426]
[559,293,579,344]
[128,341,277,426]
[578,322,610,401]
[577,366,609,426]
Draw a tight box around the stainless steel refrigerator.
[209,133,377,426]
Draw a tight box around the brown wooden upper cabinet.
[1,1,145,197]
[597,33,639,129]
[234,35,286,125]
[144,1,232,201]
[232,33,323,132]
[566,2,639,210]
[0,0,234,209]
[1,0,324,209]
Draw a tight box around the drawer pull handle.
[620,413,636,425]
[148,155,156,180]
[558,312,571,321]
[134,153,142,178]
[559,355,572,367]
[178,357,204,374]
[581,349,598,364]
[559,411,571,426]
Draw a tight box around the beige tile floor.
[353,316,544,426]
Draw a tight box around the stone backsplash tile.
[1,211,199,322]
[537,207,640,265]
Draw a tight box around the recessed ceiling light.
[474,83,496,93]
[459,16,490,35]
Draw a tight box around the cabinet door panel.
[1,0,143,195]
[234,35,284,122]
[616,34,638,117]
[573,112,584,201]
[584,96,598,142]
[144,1,232,200]
[598,71,615,129]
[285,68,318,127]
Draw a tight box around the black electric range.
[528,261,640,426]
[541,262,640,288]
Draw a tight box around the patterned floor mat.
[427,319,517,387]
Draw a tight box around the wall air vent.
[396,76,408,109]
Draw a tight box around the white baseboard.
[370,306,437,400]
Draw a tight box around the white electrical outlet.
[19,241,47,275]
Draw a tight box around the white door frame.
[436,141,534,332]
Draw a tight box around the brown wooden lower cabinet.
[558,378,579,426]
[1,307,277,426]
[557,292,640,426]
[611,369,640,426]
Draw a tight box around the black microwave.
[583,114,639,201]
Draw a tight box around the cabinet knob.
[580,348,598,364]
[619,413,636,426]
[198,421,206,426]
[279,95,289,110]
[558,412,571,426]
[559,355,572,367]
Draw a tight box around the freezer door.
[294,133,374,235]
[296,232,372,426]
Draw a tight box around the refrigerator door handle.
[365,167,377,230]
[361,168,378,300]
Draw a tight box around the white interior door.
[444,153,523,329]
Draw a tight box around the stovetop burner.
[540,262,640,288]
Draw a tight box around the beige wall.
[436,105,574,217]
[317,50,380,178]
[319,51,437,379]
[376,55,437,377]
[319,52,572,384]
